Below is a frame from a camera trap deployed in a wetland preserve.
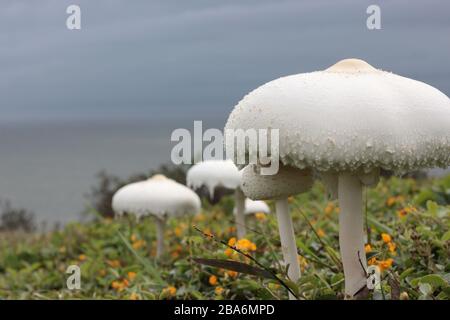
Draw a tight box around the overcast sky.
[1,0,449,124]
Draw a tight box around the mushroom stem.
[155,217,166,259]
[275,198,300,300]
[338,173,367,297]
[234,188,246,239]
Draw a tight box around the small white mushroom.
[186,160,247,238]
[112,174,201,258]
[225,58,450,298]
[241,164,313,299]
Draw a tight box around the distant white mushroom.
[186,160,247,238]
[242,198,270,215]
[225,58,450,298]
[241,164,313,299]
[112,174,201,258]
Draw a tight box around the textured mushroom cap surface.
[241,164,313,200]
[187,160,241,197]
[112,175,201,219]
[225,59,450,173]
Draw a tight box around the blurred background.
[0,0,449,226]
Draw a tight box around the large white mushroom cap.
[112,174,201,219]
[225,59,450,174]
[187,160,242,197]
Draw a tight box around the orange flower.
[215,286,224,295]
[324,203,334,215]
[111,279,129,292]
[78,254,87,262]
[163,286,177,297]
[378,258,393,272]
[224,248,234,257]
[227,270,238,278]
[107,259,121,268]
[236,238,257,252]
[386,196,396,207]
[129,292,140,300]
[364,244,372,253]
[174,227,183,237]
[387,242,396,253]
[209,275,218,286]
[317,229,325,238]
[132,239,146,250]
[130,234,138,242]
[255,212,266,221]
[228,237,237,247]
[127,271,137,281]
[381,233,392,243]
[368,257,377,266]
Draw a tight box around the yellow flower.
[98,269,106,277]
[386,196,396,207]
[368,257,377,266]
[287,196,295,203]
[228,226,236,234]
[228,237,237,247]
[317,228,325,238]
[324,203,334,215]
[174,227,183,237]
[364,244,372,253]
[209,275,218,286]
[298,256,308,272]
[78,254,87,262]
[381,233,392,243]
[127,271,137,281]
[236,238,257,252]
[163,286,177,297]
[378,258,394,272]
[111,279,129,292]
[107,259,121,268]
[387,242,396,253]
[215,286,224,295]
[130,234,138,242]
[129,292,140,300]
[132,239,146,250]
[255,212,266,221]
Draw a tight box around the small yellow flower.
[317,228,325,238]
[215,286,224,295]
[228,226,236,234]
[324,202,334,215]
[255,212,266,221]
[132,239,146,250]
[111,279,128,292]
[209,275,218,286]
[99,269,106,277]
[364,244,372,253]
[78,254,87,262]
[129,292,140,300]
[107,259,121,268]
[387,242,396,253]
[130,234,138,242]
[174,227,183,237]
[127,271,137,281]
[298,256,308,272]
[386,196,396,207]
[287,196,295,203]
[381,233,392,243]
[228,237,237,247]
[163,286,177,297]
[368,257,377,266]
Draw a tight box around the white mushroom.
[112,174,201,258]
[242,198,270,215]
[225,58,450,298]
[186,160,247,238]
[241,164,313,299]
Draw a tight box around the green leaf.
[442,230,450,242]
[419,274,448,289]
[400,267,415,280]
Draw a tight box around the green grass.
[0,175,449,300]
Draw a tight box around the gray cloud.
[0,0,449,123]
